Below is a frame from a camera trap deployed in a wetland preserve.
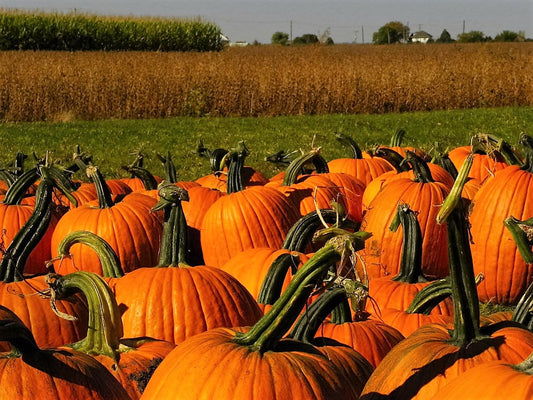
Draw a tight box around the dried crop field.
[0,42,531,122]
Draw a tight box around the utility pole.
[353,30,358,43]
[290,20,293,43]
[462,20,465,34]
[361,25,364,44]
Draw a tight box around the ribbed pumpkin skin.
[319,318,405,369]
[361,178,451,280]
[0,278,88,349]
[196,166,269,192]
[0,347,129,399]
[201,186,300,267]
[429,359,533,400]
[360,325,533,400]
[142,327,370,400]
[328,157,393,187]
[51,193,163,275]
[220,248,310,301]
[368,278,454,316]
[113,266,263,345]
[448,145,508,181]
[375,308,453,338]
[0,202,58,275]
[470,166,533,304]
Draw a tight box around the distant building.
[410,31,433,44]
[220,34,230,46]
[229,41,250,47]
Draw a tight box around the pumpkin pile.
[0,132,532,399]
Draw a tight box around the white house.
[410,31,433,44]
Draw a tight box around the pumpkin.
[361,151,452,280]
[113,184,263,344]
[50,164,164,275]
[469,134,533,304]
[142,235,373,400]
[360,198,533,400]
[0,305,129,400]
[48,271,175,399]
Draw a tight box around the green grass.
[0,106,531,181]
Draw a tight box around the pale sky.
[1,0,531,43]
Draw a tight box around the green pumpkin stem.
[374,147,410,173]
[156,151,178,183]
[445,201,483,345]
[289,286,350,342]
[437,152,474,225]
[226,141,249,194]
[282,209,357,253]
[47,272,122,360]
[403,151,434,183]
[514,351,533,374]
[0,179,55,282]
[432,153,459,180]
[86,165,115,209]
[152,184,190,267]
[234,230,370,353]
[389,128,407,147]
[335,132,363,159]
[281,148,329,186]
[257,253,301,305]
[122,165,158,190]
[504,216,533,265]
[512,280,533,331]
[52,231,124,278]
[2,167,40,205]
[390,204,427,284]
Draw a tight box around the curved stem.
[226,141,249,194]
[257,253,301,305]
[389,128,406,147]
[504,216,533,265]
[53,231,124,278]
[86,165,114,209]
[0,179,54,282]
[390,204,426,284]
[281,148,328,186]
[403,151,434,183]
[47,272,122,360]
[374,147,410,173]
[0,306,40,355]
[335,132,363,159]
[157,151,178,183]
[152,184,190,267]
[123,165,158,190]
[2,167,40,205]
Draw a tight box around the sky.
[1,0,531,43]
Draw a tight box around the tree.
[271,31,289,45]
[494,30,519,42]
[373,21,409,44]
[292,33,319,45]
[457,30,488,43]
[436,29,454,43]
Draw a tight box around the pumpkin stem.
[0,305,40,355]
[234,231,370,353]
[474,133,522,167]
[437,152,474,225]
[374,147,410,173]
[52,231,124,278]
[432,152,459,180]
[0,178,55,282]
[519,134,533,174]
[2,167,40,205]
[389,128,406,148]
[47,272,123,360]
[335,132,363,159]
[281,148,329,186]
[390,204,427,284]
[257,253,301,305]
[86,165,115,209]
[504,215,533,265]
[289,286,350,342]
[514,351,533,374]
[152,183,190,267]
[226,141,249,194]
[121,165,158,190]
[282,209,357,253]
[402,151,434,183]
[512,279,533,331]
[445,200,484,345]
[156,151,178,183]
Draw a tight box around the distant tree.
[271,31,289,45]
[457,30,488,43]
[292,33,319,45]
[325,37,334,45]
[493,30,519,42]
[436,29,455,43]
[373,21,410,44]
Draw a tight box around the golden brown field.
[0,42,531,122]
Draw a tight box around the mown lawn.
[0,106,531,181]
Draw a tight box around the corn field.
[0,42,531,122]
[0,9,222,51]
